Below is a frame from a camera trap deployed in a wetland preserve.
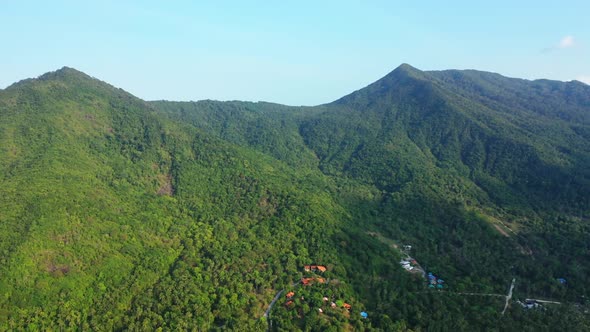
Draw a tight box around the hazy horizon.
[4,63,589,107]
[2,1,589,105]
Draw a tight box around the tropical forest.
[0,64,589,331]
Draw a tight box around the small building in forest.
[301,277,314,285]
[304,265,327,273]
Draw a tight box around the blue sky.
[1,1,589,105]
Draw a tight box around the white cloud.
[541,35,576,53]
[577,76,590,85]
[558,35,575,48]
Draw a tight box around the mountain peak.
[3,67,91,91]
[385,63,425,80]
[3,66,136,104]
[38,66,92,82]
[330,63,430,106]
[55,66,85,75]
[395,63,419,72]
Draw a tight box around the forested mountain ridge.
[155,64,590,215]
[318,63,590,209]
[1,65,589,330]
[0,67,356,330]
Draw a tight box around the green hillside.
[0,65,589,330]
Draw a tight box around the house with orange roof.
[301,277,314,285]
[303,265,328,273]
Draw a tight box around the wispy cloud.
[542,35,576,53]
[558,35,575,48]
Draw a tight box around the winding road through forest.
[502,278,516,315]
[263,281,301,319]
[263,290,284,319]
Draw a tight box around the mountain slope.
[0,66,589,330]
[296,64,590,311]
[151,64,590,328]
[0,68,378,330]
[302,63,590,213]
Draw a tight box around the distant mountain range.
[0,65,588,330]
